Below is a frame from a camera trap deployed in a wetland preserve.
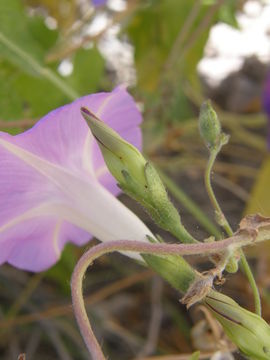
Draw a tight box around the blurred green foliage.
[0,0,240,122]
[188,351,200,360]
[0,0,105,120]
[127,0,193,91]
[66,48,105,94]
[0,0,44,72]
[127,0,240,127]
[45,244,78,294]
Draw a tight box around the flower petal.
[3,219,89,272]
[0,88,149,271]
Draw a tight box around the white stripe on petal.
[53,220,62,257]
[0,138,153,261]
[82,132,95,176]
[96,92,115,117]
[96,165,108,179]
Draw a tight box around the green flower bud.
[81,106,196,244]
[81,107,147,186]
[205,290,270,359]
[199,100,221,148]
[143,236,196,293]
[81,106,199,293]
[224,252,239,273]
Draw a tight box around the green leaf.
[128,0,194,91]
[67,47,105,95]
[188,351,200,360]
[0,0,79,103]
[169,84,193,122]
[14,69,68,117]
[128,1,226,93]
[245,155,270,216]
[0,0,44,74]
[0,6,70,119]
[181,3,217,88]
[28,15,59,53]
[0,59,68,121]
[0,62,73,124]
[45,244,78,295]
[218,0,239,28]
[0,61,23,120]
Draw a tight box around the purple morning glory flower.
[92,0,107,7]
[0,86,153,272]
[263,72,270,149]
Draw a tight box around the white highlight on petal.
[0,137,153,261]
[0,138,83,197]
[0,203,55,235]
[53,221,62,257]
[96,92,114,117]
[96,165,108,178]
[82,131,95,176]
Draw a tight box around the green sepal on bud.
[199,100,222,149]
[81,107,147,186]
[205,290,270,359]
[142,236,196,293]
[81,107,196,244]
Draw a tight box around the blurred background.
[1,0,270,359]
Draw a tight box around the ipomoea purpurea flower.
[263,71,270,149]
[92,0,107,7]
[0,86,153,272]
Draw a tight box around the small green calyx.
[199,100,222,149]
[142,235,196,293]
[205,291,270,359]
[81,107,147,186]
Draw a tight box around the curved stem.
[204,147,262,316]
[71,252,105,360]
[205,148,233,235]
[239,251,262,316]
[71,234,263,358]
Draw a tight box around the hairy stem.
[204,146,262,316]
[71,231,267,358]
[239,251,262,316]
[205,148,233,235]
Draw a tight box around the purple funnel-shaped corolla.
[92,0,107,7]
[263,72,270,149]
[0,87,153,272]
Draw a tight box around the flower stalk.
[199,100,262,315]
[71,220,270,359]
